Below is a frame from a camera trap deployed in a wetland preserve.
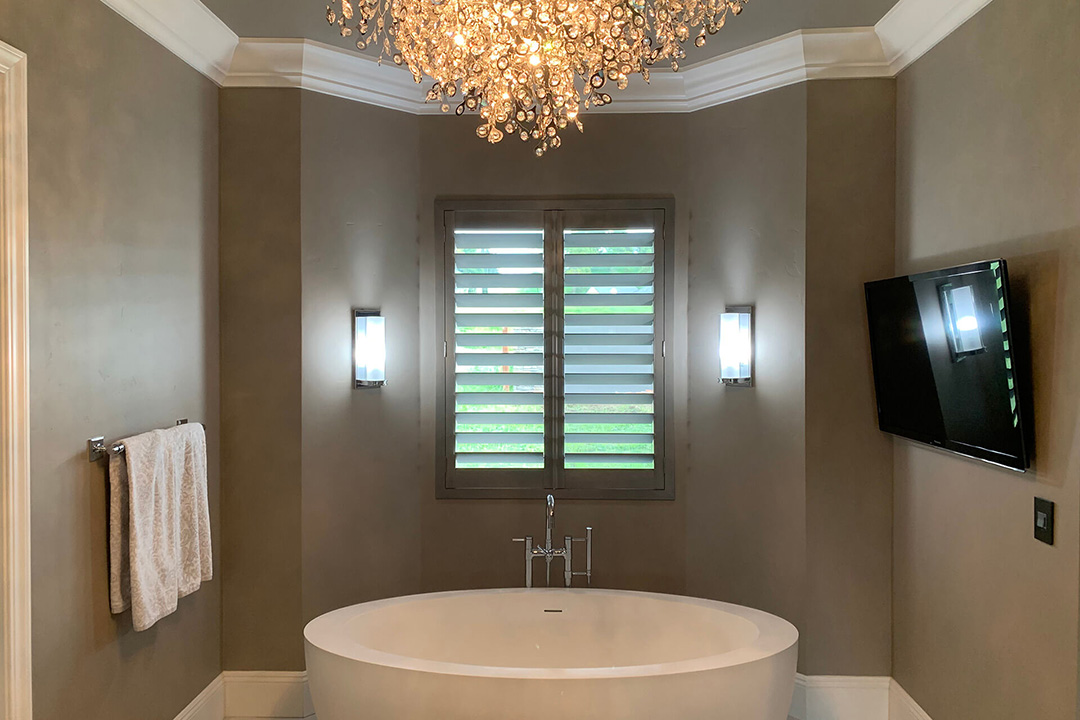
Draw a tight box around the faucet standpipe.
[511,494,594,588]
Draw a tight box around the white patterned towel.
[108,423,212,631]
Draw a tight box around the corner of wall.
[802,78,897,677]
[219,87,306,671]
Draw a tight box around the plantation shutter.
[440,204,671,498]
[445,211,550,491]
[559,209,666,492]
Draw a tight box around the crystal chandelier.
[325,0,748,155]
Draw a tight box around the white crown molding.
[99,0,238,83]
[222,27,889,117]
[587,68,688,114]
[876,0,995,74]
[0,39,33,720]
[222,39,428,114]
[99,0,996,111]
[679,27,889,112]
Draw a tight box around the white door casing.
[0,39,32,720]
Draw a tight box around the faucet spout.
[544,494,555,548]
[544,494,555,586]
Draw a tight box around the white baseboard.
[174,674,225,720]
[889,679,933,720]
[179,671,930,720]
[793,674,891,720]
[223,671,314,719]
[790,674,808,718]
[790,674,931,720]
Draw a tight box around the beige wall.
[892,0,1080,717]
[14,0,1079,710]
[415,112,693,595]
[217,82,899,676]
[683,86,810,664]
[0,1,223,718]
[299,92,423,623]
[220,89,305,670]
[418,82,895,675]
[804,79,895,675]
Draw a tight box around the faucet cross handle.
[569,527,594,586]
[512,535,534,588]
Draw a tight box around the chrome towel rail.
[87,419,192,463]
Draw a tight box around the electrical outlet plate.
[1034,497,1054,545]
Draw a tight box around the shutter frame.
[436,200,675,500]
[442,208,549,493]
[559,207,667,493]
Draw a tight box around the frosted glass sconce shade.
[354,310,386,388]
[719,306,753,387]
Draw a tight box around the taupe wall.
[804,79,895,675]
[220,89,305,670]
[299,92,423,624]
[219,90,428,671]
[683,86,809,664]
[415,113,694,596]
[424,83,894,676]
[0,1,222,718]
[218,82,896,677]
[892,0,1080,717]
[15,0,1078,710]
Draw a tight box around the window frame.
[435,198,676,500]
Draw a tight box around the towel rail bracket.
[88,419,191,463]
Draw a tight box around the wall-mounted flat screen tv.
[864,259,1030,471]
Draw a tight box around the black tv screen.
[864,259,1030,471]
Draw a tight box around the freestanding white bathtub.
[304,588,798,720]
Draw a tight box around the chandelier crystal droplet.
[325,0,748,155]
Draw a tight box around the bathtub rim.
[303,587,799,681]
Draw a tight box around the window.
[436,200,674,499]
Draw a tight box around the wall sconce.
[354,310,386,388]
[719,306,754,387]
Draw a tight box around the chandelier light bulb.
[325,0,749,155]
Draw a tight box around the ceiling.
[202,0,899,65]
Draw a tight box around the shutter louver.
[453,226,546,469]
[562,227,656,470]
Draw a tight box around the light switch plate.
[1034,497,1054,545]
